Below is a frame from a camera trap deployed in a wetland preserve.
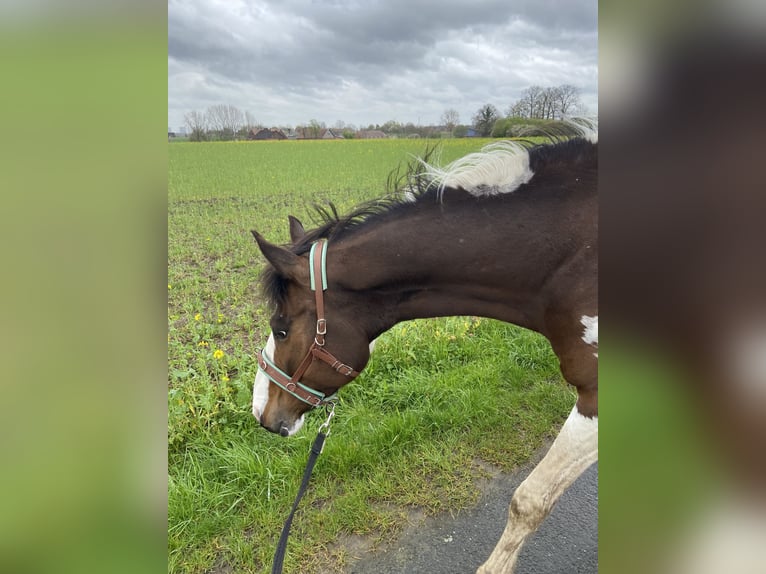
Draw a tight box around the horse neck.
[327,199,559,338]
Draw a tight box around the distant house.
[356,130,388,139]
[293,127,344,139]
[322,128,345,139]
[248,128,287,141]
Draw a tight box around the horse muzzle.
[259,412,306,437]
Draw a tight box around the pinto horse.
[251,133,598,573]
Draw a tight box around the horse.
[251,132,598,573]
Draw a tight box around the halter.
[256,239,360,407]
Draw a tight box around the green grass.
[168,138,576,573]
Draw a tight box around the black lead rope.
[270,406,336,574]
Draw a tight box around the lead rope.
[270,403,336,574]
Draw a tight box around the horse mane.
[261,127,597,307]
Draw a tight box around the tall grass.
[168,139,575,573]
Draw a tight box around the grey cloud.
[168,0,596,129]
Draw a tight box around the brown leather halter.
[256,239,360,407]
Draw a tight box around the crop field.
[168,138,576,573]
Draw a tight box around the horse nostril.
[279,422,290,437]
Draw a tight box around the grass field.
[168,138,577,573]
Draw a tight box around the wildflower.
[217,313,224,324]
[168,284,172,290]
[221,375,230,382]
[194,313,202,321]
[197,341,209,347]
[213,349,225,360]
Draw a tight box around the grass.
[168,138,576,573]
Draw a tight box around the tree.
[508,100,527,118]
[491,118,512,138]
[307,119,324,139]
[453,125,468,138]
[381,120,403,136]
[518,86,543,119]
[472,104,500,137]
[206,104,245,140]
[440,108,460,133]
[509,84,582,120]
[244,111,260,132]
[539,87,556,119]
[555,85,580,117]
[184,110,207,142]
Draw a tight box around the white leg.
[477,406,598,574]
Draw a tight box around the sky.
[168,0,597,132]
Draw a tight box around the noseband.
[257,240,360,407]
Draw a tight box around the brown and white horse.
[251,132,598,573]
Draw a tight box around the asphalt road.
[343,458,598,574]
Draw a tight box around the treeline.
[508,85,582,120]
[471,84,586,137]
[179,84,588,141]
[183,105,261,141]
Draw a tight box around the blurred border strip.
[0,3,167,574]
[601,1,766,572]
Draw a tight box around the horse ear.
[287,216,305,243]
[251,231,306,281]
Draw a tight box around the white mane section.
[564,116,598,143]
[421,141,534,198]
[403,116,597,202]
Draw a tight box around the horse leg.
[476,404,598,574]
[478,316,598,574]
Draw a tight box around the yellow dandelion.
[197,341,209,347]
[217,313,224,323]
[221,375,230,382]
[213,349,225,360]
[194,313,202,321]
[168,284,172,290]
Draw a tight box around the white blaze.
[252,333,274,421]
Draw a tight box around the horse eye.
[274,330,288,341]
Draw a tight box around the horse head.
[250,222,373,436]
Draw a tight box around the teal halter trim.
[309,239,328,292]
[258,350,337,406]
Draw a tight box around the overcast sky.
[168,0,597,131]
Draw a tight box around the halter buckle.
[336,364,353,376]
[316,319,327,335]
